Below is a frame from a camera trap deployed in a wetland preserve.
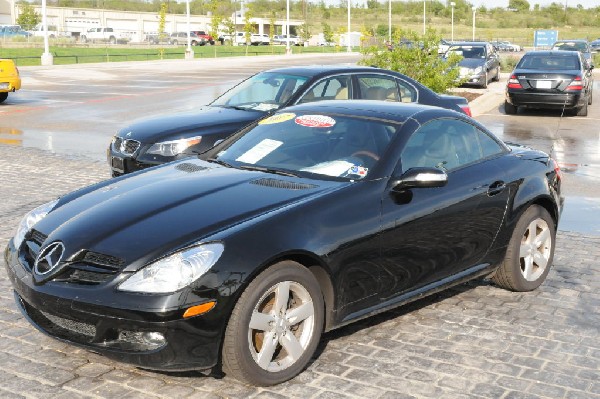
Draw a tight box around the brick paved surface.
[0,145,599,399]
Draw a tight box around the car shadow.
[500,103,577,117]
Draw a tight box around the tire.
[0,92,8,104]
[172,40,178,46]
[81,36,87,43]
[492,66,500,82]
[492,205,556,292]
[588,89,593,105]
[576,100,588,116]
[222,261,324,386]
[481,72,488,89]
[109,36,116,44]
[504,101,517,115]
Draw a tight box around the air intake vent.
[176,163,209,173]
[30,230,47,246]
[250,178,318,190]
[82,251,124,270]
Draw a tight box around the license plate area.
[536,80,552,89]
[111,156,125,173]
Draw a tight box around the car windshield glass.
[211,72,309,112]
[214,112,399,181]
[518,54,580,70]
[447,45,485,58]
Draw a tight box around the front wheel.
[492,66,500,82]
[0,92,8,104]
[222,261,324,386]
[481,72,488,89]
[492,205,556,292]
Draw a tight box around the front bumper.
[506,91,584,110]
[459,71,486,87]
[4,242,223,372]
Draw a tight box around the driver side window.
[298,76,351,103]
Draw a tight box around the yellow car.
[0,59,21,104]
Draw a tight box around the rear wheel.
[504,101,517,115]
[588,89,593,105]
[222,261,324,386]
[0,92,8,104]
[492,66,500,82]
[576,100,588,116]
[109,36,116,44]
[492,205,555,292]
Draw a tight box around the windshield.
[552,41,587,52]
[447,45,486,59]
[518,54,580,70]
[212,112,399,180]
[211,72,309,112]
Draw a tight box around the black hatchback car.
[107,66,471,176]
[7,101,562,386]
[505,50,594,116]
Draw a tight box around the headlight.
[118,243,224,294]
[472,66,484,74]
[13,199,59,250]
[146,136,202,157]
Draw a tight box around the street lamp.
[347,0,351,53]
[450,2,455,42]
[286,0,290,55]
[41,0,53,65]
[388,0,391,43]
[185,0,193,59]
[472,6,476,41]
[423,1,426,35]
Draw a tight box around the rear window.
[518,54,580,70]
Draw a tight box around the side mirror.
[389,167,448,192]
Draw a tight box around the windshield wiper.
[240,165,299,177]
[206,158,234,168]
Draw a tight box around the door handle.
[487,181,506,196]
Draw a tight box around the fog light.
[142,332,166,346]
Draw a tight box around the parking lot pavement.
[1,144,599,399]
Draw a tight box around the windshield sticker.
[236,139,283,164]
[300,160,354,177]
[258,112,296,125]
[347,166,368,178]
[295,115,336,128]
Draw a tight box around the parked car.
[437,39,452,54]
[28,24,71,39]
[145,32,170,45]
[6,100,563,386]
[192,31,215,45]
[273,34,300,46]
[107,65,471,176]
[170,32,206,46]
[0,25,31,39]
[505,50,593,116]
[250,33,270,45]
[492,40,522,52]
[80,27,131,44]
[445,42,501,88]
[0,58,21,104]
[590,38,600,53]
[551,39,593,68]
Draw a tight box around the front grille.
[41,310,96,337]
[250,178,318,190]
[113,137,140,156]
[30,230,47,246]
[83,251,124,270]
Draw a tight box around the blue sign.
[534,30,558,48]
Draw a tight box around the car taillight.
[507,75,522,89]
[460,104,472,117]
[566,76,583,91]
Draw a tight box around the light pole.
[388,0,391,43]
[423,1,426,35]
[185,0,193,59]
[472,6,476,41]
[347,0,351,53]
[286,0,291,55]
[41,0,53,65]
[450,2,455,42]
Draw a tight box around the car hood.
[118,106,264,143]
[36,159,339,270]
[459,58,486,69]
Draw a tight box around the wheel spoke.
[286,301,314,325]
[273,282,291,315]
[249,311,275,332]
[526,221,537,242]
[533,251,549,269]
[522,255,534,280]
[256,333,279,369]
[534,226,551,248]
[280,331,305,362]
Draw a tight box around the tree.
[17,3,40,30]
[298,23,310,42]
[359,29,464,93]
[208,0,222,44]
[509,0,530,12]
[322,22,334,44]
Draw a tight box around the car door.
[378,118,510,298]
